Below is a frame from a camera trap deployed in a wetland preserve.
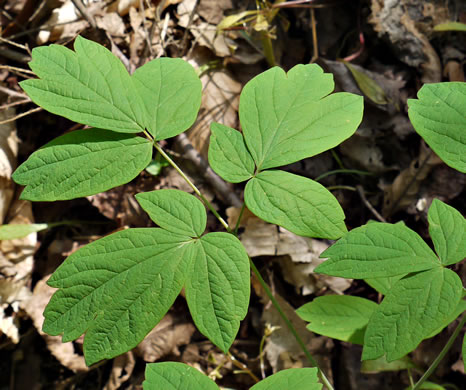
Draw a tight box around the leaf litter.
[1,0,465,388]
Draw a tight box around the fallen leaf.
[134,313,196,362]
[103,352,135,390]
[21,277,88,372]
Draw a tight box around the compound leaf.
[13,129,152,201]
[21,36,146,133]
[296,295,378,344]
[408,82,466,173]
[43,228,193,365]
[185,233,250,353]
[250,368,322,390]
[239,64,363,170]
[132,58,202,140]
[208,122,255,183]
[143,362,219,390]
[428,199,466,266]
[316,222,440,279]
[362,268,463,361]
[245,170,347,239]
[136,190,206,237]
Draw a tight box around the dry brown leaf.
[382,142,443,218]
[103,352,135,390]
[186,48,241,159]
[227,207,352,295]
[369,0,444,83]
[0,107,18,224]
[259,292,333,377]
[106,0,139,16]
[96,12,126,37]
[21,277,88,372]
[134,313,196,362]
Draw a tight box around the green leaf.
[428,199,466,266]
[208,122,255,183]
[43,228,193,365]
[0,223,49,240]
[20,36,202,140]
[427,298,466,338]
[185,233,250,353]
[364,275,404,295]
[12,129,152,201]
[296,295,378,344]
[250,368,322,390]
[343,61,389,105]
[143,362,219,390]
[245,170,347,239]
[361,355,415,373]
[316,222,440,279]
[362,268,463,361]
[433,22,466,32]
[239,64,363,170]
[132,57,202,140]
[408,82,466,173]
[135,190,206,237]
[21,36,147,133]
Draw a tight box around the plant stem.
[249,260,334,390]
[154,140,333,389]
[152,142,231,233]
[411,315,466,390]
[234,203,247,234]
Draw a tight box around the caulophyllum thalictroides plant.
[10,36,465,389]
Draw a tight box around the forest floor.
[0,0,465,389]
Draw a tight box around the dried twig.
[176,133,242,208]
[0,106,42,125]
[0,86,28,99]
[356,185,386,223]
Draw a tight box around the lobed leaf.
[362,268,463,361]
[316,222,440,279]
[132,57,202,140]
[208,122,255,183]
[239,64,363,170]
[136,189,206,237]
[143,362,219,390]
[296,295,378,344]
[21,36,146,133]
[407,82,466,173]
[20,36,202,140]
[245,170,347,239]
[12,129,152,201]
[43,228,193,365]
[428,199,466,266]
[185,233,250,353]
[250,368,322,390]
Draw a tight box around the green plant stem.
[249,259,334,390]
[261,32,276,67]
[152,141,231,233]
[411,315,466,390]
[234,203,247,234]
[314,169,373,182]
[154,139,334,389]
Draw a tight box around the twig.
[0,46,31,63]
[176,133,242,208]
[70,0,96,29]
[356,185,386,222]
[180,0,200,55]
[0,99,31,110]
[0,106,42,125]
[0,86,28,99]
[0,36,30,53]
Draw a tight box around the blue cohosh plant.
[10,35,465,389]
